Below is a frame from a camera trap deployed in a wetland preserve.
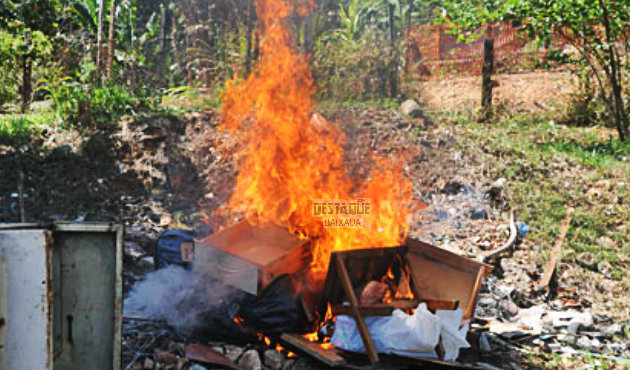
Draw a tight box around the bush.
[39,63,144,128]
[312,28,400,100]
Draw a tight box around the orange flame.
[218,0,415,274]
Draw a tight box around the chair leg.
[334,254,379,364]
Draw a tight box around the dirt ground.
[0,70,627,370]
[416,71,577,115]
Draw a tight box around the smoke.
[123,265,241,333]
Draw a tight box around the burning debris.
[126,0,490,367]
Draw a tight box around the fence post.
[481,37,494,119]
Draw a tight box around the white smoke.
[123,265,238,332]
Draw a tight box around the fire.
[217,0,415,274]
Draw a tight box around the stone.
[264,350,285,370]
[568,313,593,334]
[602,324,622,336]
[469,207,488,220]
[143,358,155,370]
[493,178,507,188]
[282,359,295,370]
[499,300,520,319]
[576,252,598,271]
[225,345,245,362]
[155,351,177,364]
[576,336,592,349]
[597,236,617,249]
[237,349,262,370]
[48,144,73,160]
[400,99,423,118]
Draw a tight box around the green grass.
[0,110,54,139]
[316,97,399,115]
[433,112,630,280]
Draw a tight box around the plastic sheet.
[331,303,441,358]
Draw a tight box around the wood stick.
[539,208,575,289]
[334,254,379,364]
[279,333,346,367]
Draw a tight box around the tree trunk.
[598,0,628,141]
[96,0,105,74]
[21,32,31,113]
[388,3,397,97]
[106,0,116,78]
[158,1,168,86]
[245,0,253,76]
[481,37,494,119]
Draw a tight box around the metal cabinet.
[0,223,123,370]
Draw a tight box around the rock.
[602,324,623,336]
[225,345,245,362]
[138,256,155,270]
[499,300,520,319]
[493,178,507,188]
[596,236,617,249]
[568,313,593,334]
[400,99,423,118]
[576,252,598,271]
[48,144,73,160]
[282,359,295,370]
[605,342,625,352]
[124,240,145,259]
[155,351,177,364]
[469,207,488,220]
[143,358,155,370]
[264,350,285,370]
[237,349,261,370]
[576,336,592,349]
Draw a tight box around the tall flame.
[218,0,415,274]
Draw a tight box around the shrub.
[312,28,400,100]
[39,63,143,128]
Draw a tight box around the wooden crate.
[194,221,311,295]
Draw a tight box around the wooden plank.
[280,333,346,367]
[405,240,490,325]
[332,298,458,317]
[539,208,575,290]
[332,305,393,317]
[334,254,379,364]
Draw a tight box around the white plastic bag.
[331,303,441,358]
[436,309,470,361]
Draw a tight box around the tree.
[439,0,630,141]
[96,0,105,73]
[107,0,116,78]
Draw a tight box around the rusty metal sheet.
[0,229,53,370]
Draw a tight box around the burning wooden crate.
[191,221,490,366]
[313,243,490,364]
[193,221,311,295]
